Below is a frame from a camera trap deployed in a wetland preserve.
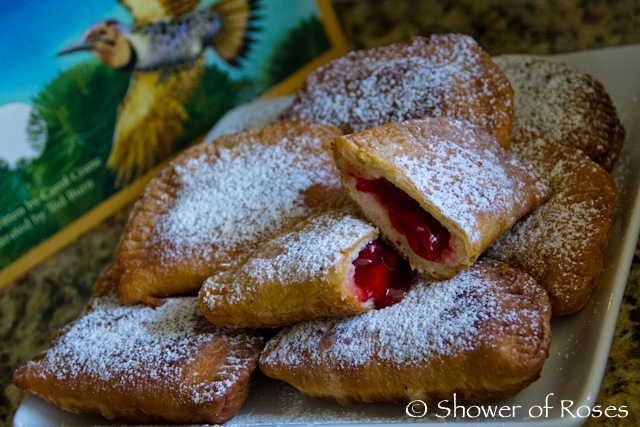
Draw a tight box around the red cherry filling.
[355,177,452,262]
[353,238,411,308]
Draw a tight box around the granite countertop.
[1,0,639,425]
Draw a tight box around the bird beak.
[56,39,96,57]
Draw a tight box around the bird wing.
[118,0,200,25]
[107,60,205,186]
[210,0,260,66]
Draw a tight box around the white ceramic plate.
[14,44,640,427]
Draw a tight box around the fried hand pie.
[199,206,412,328]
[13,270,264,424]
[332,117,549,280]
[493,54,624,171]
[280,33,514,148]
[112,120,348,305]
[260,259,551,405]
[485,125,618,315]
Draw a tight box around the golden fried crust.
[13,273,264,425]
[111,120,348,305]
[332,118,550,280]
[260,259,551,404]
[199,206,379,328]
[280,34,514,148]
[485,125,618,315]
[493,54,625,172]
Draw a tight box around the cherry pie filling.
[355,177,453,263]
[353,238,412,308]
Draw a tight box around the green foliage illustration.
[265,16,331,87]
[28,61,130,201]
[0,16,331,270]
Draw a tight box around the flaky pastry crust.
[199,206,379,328]
[280,34,514,148]
[112,120,348,305]
[485,125,618,315]
[332,117,549,280]
[13,268,264,424]
[260,259,551,404]
[493,54,625,171]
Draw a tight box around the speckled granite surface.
[2,0,639,426]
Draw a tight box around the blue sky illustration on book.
[0,0,324,166]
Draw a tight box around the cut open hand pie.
[199,206,412,328]
[332,117,550,280]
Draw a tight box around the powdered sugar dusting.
[261,260,544,370]
[199,207,377,327]
[281,34,512,142]
[494,55,592,142]
[485,133,617,312]
[153,129,343,266]
[210,207,375,293]
[32,292,261,405]
[489,193,601,271]
[493,54,624,170]
[350,119,548,245]
[394,145,508,242]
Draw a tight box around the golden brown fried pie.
[112,120,348,305]
[280,33,514,148]
[16,34,627,423]
[13,269,264,424]
[199,206,412,328]
[493,54,625,171]
[485,125,618,315]
[260,259,551,404]
[332,117,550,280]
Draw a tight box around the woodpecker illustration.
[57,0,260,185]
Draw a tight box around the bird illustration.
[57,0,260,185]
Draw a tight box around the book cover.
[0,0,348,287]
